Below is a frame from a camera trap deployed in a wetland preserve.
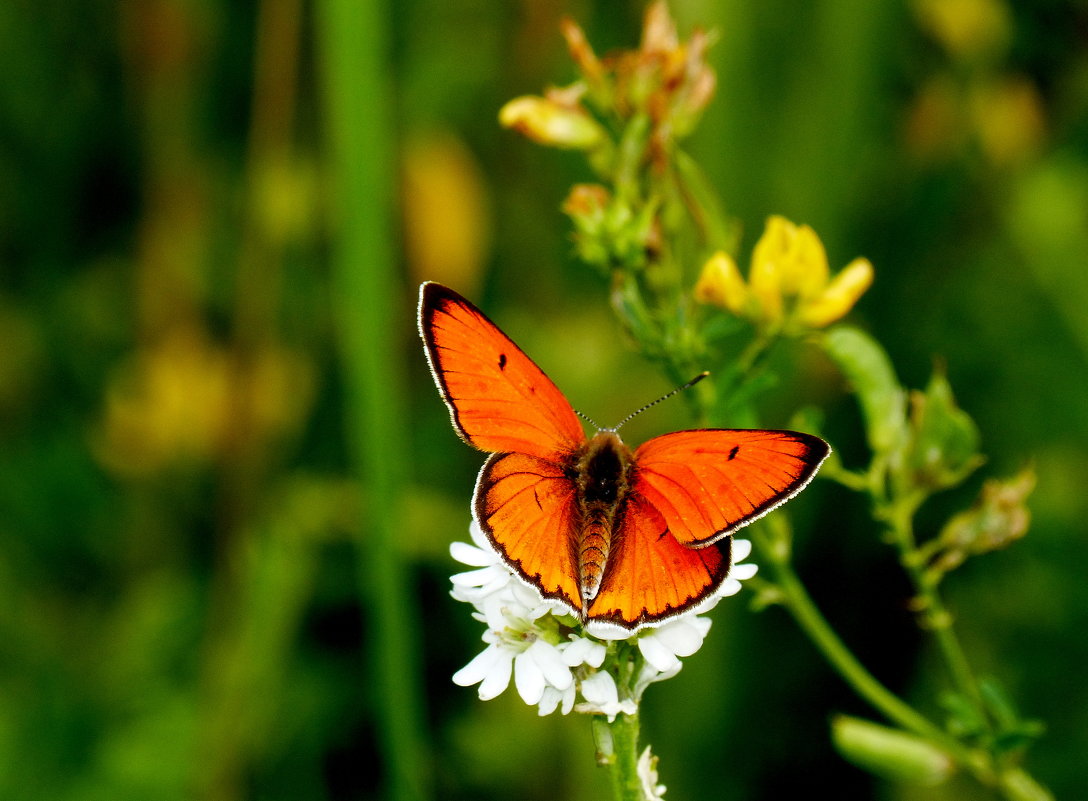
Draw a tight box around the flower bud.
[907,369,983,491]
[560,17,605,90]
[831,715,955,786]
[499,95,607,150]
[932,466,1035,573]
[562,183,610,221]
[562,184,613,268]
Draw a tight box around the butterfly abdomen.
[572,432,634,612]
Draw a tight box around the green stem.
[762,546,972,763]
[614,113,651,204]
[317,1,431,799]
[673,148,737,253]
[889,508,989,723]
[595,712,646,801]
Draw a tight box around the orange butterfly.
[419,282,829,632]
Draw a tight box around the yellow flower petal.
[749,216,796,324]
[787,224,831,298]
[750,215,794,281]
[798,257,874,328]
[694,251,748,315]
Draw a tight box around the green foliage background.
[0,1,1086,800]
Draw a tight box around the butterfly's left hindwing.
[473,452,583,615]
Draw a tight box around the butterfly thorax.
[569,431,634,612]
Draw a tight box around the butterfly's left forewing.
[632,429,830,547]
[418,282,586,461]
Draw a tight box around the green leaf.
[939,690,987,741]
[980,678,1046,758]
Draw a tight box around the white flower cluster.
[449,522,758,718]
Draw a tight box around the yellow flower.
[911,0,1011,61]
[499,95,606,150]
[402,130,491,294]
[694,251,748,315]
[93,327,314,477]
[749,216,831,323]
[694,216,873,332]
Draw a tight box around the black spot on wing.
[727,445,739,461]
[498,352,507,370]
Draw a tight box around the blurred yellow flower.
[695,216,873,332]
[912,0,1011,62]
[402,130,491,295]
[694,251,748,316]
[970,77,1046,166]
[94,327,314,477]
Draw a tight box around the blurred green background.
[1,0,1086,799]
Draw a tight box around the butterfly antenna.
[606,371,710,432]
[574,407,601,430]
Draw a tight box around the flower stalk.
[760,534,965,757]
[492,3,1051,798]
[595,713,646,801]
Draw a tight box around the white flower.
[515,639,574,704]
[448,525,760,715]
[538,682,576,716]
[453,626,574,705]
[452,639,514,701]
[449,523,518,604]
[576,671,638,721]
[561,634,607,669]
[633,657,682,700]
[638,615,712,673]
[716,537,758,599]
[450,525,576,705]
[638,746,667,800]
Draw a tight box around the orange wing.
[587,495,732,630]
[632,429,829,547]
[418,282,586,461]
[473,452,582,614]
